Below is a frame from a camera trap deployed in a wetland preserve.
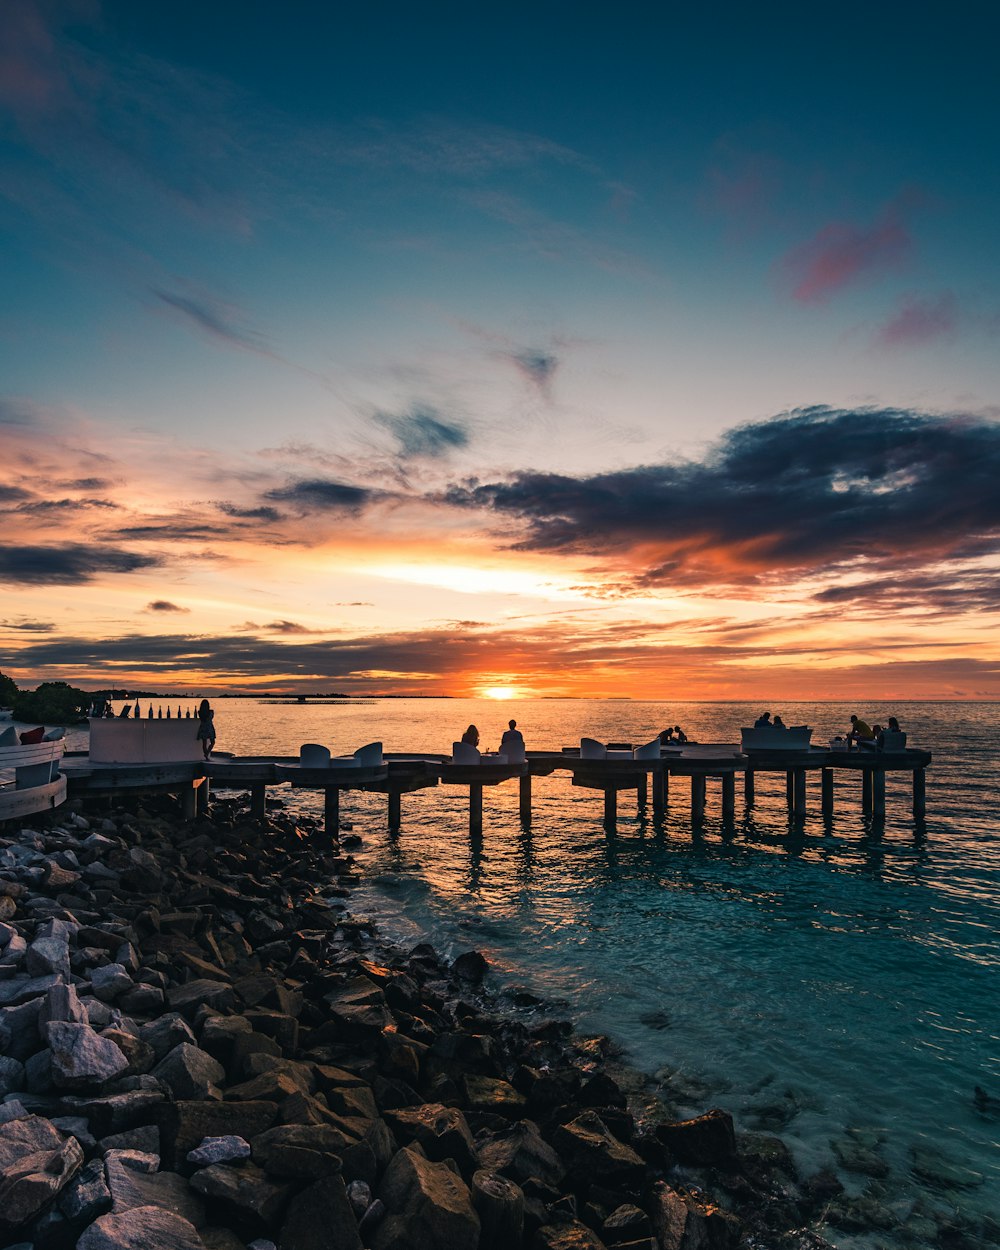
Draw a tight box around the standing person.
[461,724,479,747]
[196,699,216,759]
[500,719,525,758]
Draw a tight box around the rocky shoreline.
[0,792,860,1250]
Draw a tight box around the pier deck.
[54,740,933,833]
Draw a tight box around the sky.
[3,0,1000,700]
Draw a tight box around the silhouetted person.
[500,719,524,756]
[773,714,786,728]
[461,724,480,747]
[847,713,874,748]
[754,711,771,727]
[673,725,687,743]
[196,699,216,759]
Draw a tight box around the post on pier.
[388,789,402,832]
[181,783,197,820]
[721,772,736,820]
[195,775,210,816]
[324,786,340,837]
[603,788,617,825]
[744,768,755,808]
[250,782,267,820]
[651,767,665,819]
[469,784,483,836]
[691,774,706,822]
[792,769,807,816]
[821,768,834,816]
[872,768,886,818]
[519,774,532,824]
[912,768,926,819]
[861,769,873,815]
[636,774,648,812]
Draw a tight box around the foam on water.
[74,698,1000,1246]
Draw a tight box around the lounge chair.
[299,743,331,767]
[451,741,481,765]
[632,738,662,760]
[580,737,607,760]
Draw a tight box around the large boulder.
[383,1103,480,1177]
[0,1123,84,1235]
[552,1111,646,1189]
[372,1145,480,1250]
[47,1020,130,1089]
[77,1204,206,1250]
[655,1109,738,1169]
[649,1180,741,1250]
[277,1175,363,1250]
[153,1043,226,1101]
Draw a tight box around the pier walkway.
[57,741,932,835]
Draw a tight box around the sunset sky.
[3,1,1000,699]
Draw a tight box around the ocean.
[67,698,999,1247]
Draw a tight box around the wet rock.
[153,1043,226,1101]
[655,1108,738,1169]
[373,1145,480,1250]
[831,1128,889,1178]
[47,1020,130,1089]
[552,1111,646,1189]
[649,1180,740,1250]
[909,1143,983,1190]
[534,1220,608,1249]
[460,1073,527,1117]
[277,1174,363,1250]
[76,1205,205,1250]
[452,950,488,982]
[479,1118,566,1188]
[187,1135,252,1166]
[383,1103,480,1177]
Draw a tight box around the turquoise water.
[74,700,1000,1245]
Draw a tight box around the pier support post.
[324,787,340,837]
[651,768,665,819]
[636,774,648,811]
[792,769,807,816]
[744,769,755,808]
[519,774,532,824]
[181,784,197,820]
[912,768,926,819]
[861,770,873,815]
[721,772,735,820]
[785,771,794,811]
[691,775,706,822]
[872,769,886,818]
[470,784,483,836]
[388,789,401,832]
[603,788,617,825]
[195,776,210,817]
[250,782,266,821]
[821,768,834,816]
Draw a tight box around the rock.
[167,980,238,1018]
[649,1180,741,1250]
[62,1088,166,1136]
[102,1027,156,1075]
[0,972,62,1006]
[655,1109,738,1169]
[187,1135,252,1166]
[0,1128,83,1235]
[603,1203,652,1240]
[188,1161,291,1231]
[91,963,135,1002]
[479,1119,566,1188]
[0,1054,25,1096]
[460,1074,527,1117]
[47,1020,130,1089]
[383,1103,480,1177]
[99,1125,162,1156]
[140,1013,197,1062]
[120,984,166,1015]
[25,935,71,979]
[277,1174,364,1250]
[552,1111,646,1188]
[251,1123,346,1180]
[39,980,89,1032]
[372,1145,480,1250]
[346,1178,372,1216]
[58,1156,113,1224]
[77,1205,206,1250]
[104,1149,206,1226]
[158,1100,279,1169]
[452,950,488,982]
[153,1043,226,1101]
[534,1220,608,1249]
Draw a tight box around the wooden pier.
[56,741,932,835]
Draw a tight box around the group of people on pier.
[755,709,903,749]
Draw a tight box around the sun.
[481,685,518,700]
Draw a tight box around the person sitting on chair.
[754,711,771,728]
[658,726,674,744]
[772,714,786,728]
[461,724,480,748]
[500,719,525,757]
[846,713,874,748]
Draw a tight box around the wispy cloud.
[780,200,912,303]
[153,288,271,354]
[374,406,469,459]
[874,292,958,348]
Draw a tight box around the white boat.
[0,736,66,822]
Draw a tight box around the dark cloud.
[374,407,469,458]
[265,479,373,512]
[0,620,55,632]
[14,497,118,515]
[217,502,286,522]
[235,619,319,635]
[60,478,113,491]
[0,486,32,503]
[153,289,269,354]
[0,544,161,585]
[812,570,1000,615]
[444,407,1000,587]
[111,523,234,541]
[506,349,559,392]
[146,601,189,613]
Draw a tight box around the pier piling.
[744,769,755,807]
[470,783,483,835]
[861,770,873,815]
[821,768,834,815]
[722,772,736,819]
[324,786,340,836]
[691,774,706,822]
[913,768,926,818]
[519,774,532,823]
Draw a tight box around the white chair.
[580,738,607,760]
[633,738,661,760]
[499,741,526,764]
[300,743,331,767]
[452,741,481,764]
[352,741,383,766]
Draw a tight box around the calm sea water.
[72,699,999,1246]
